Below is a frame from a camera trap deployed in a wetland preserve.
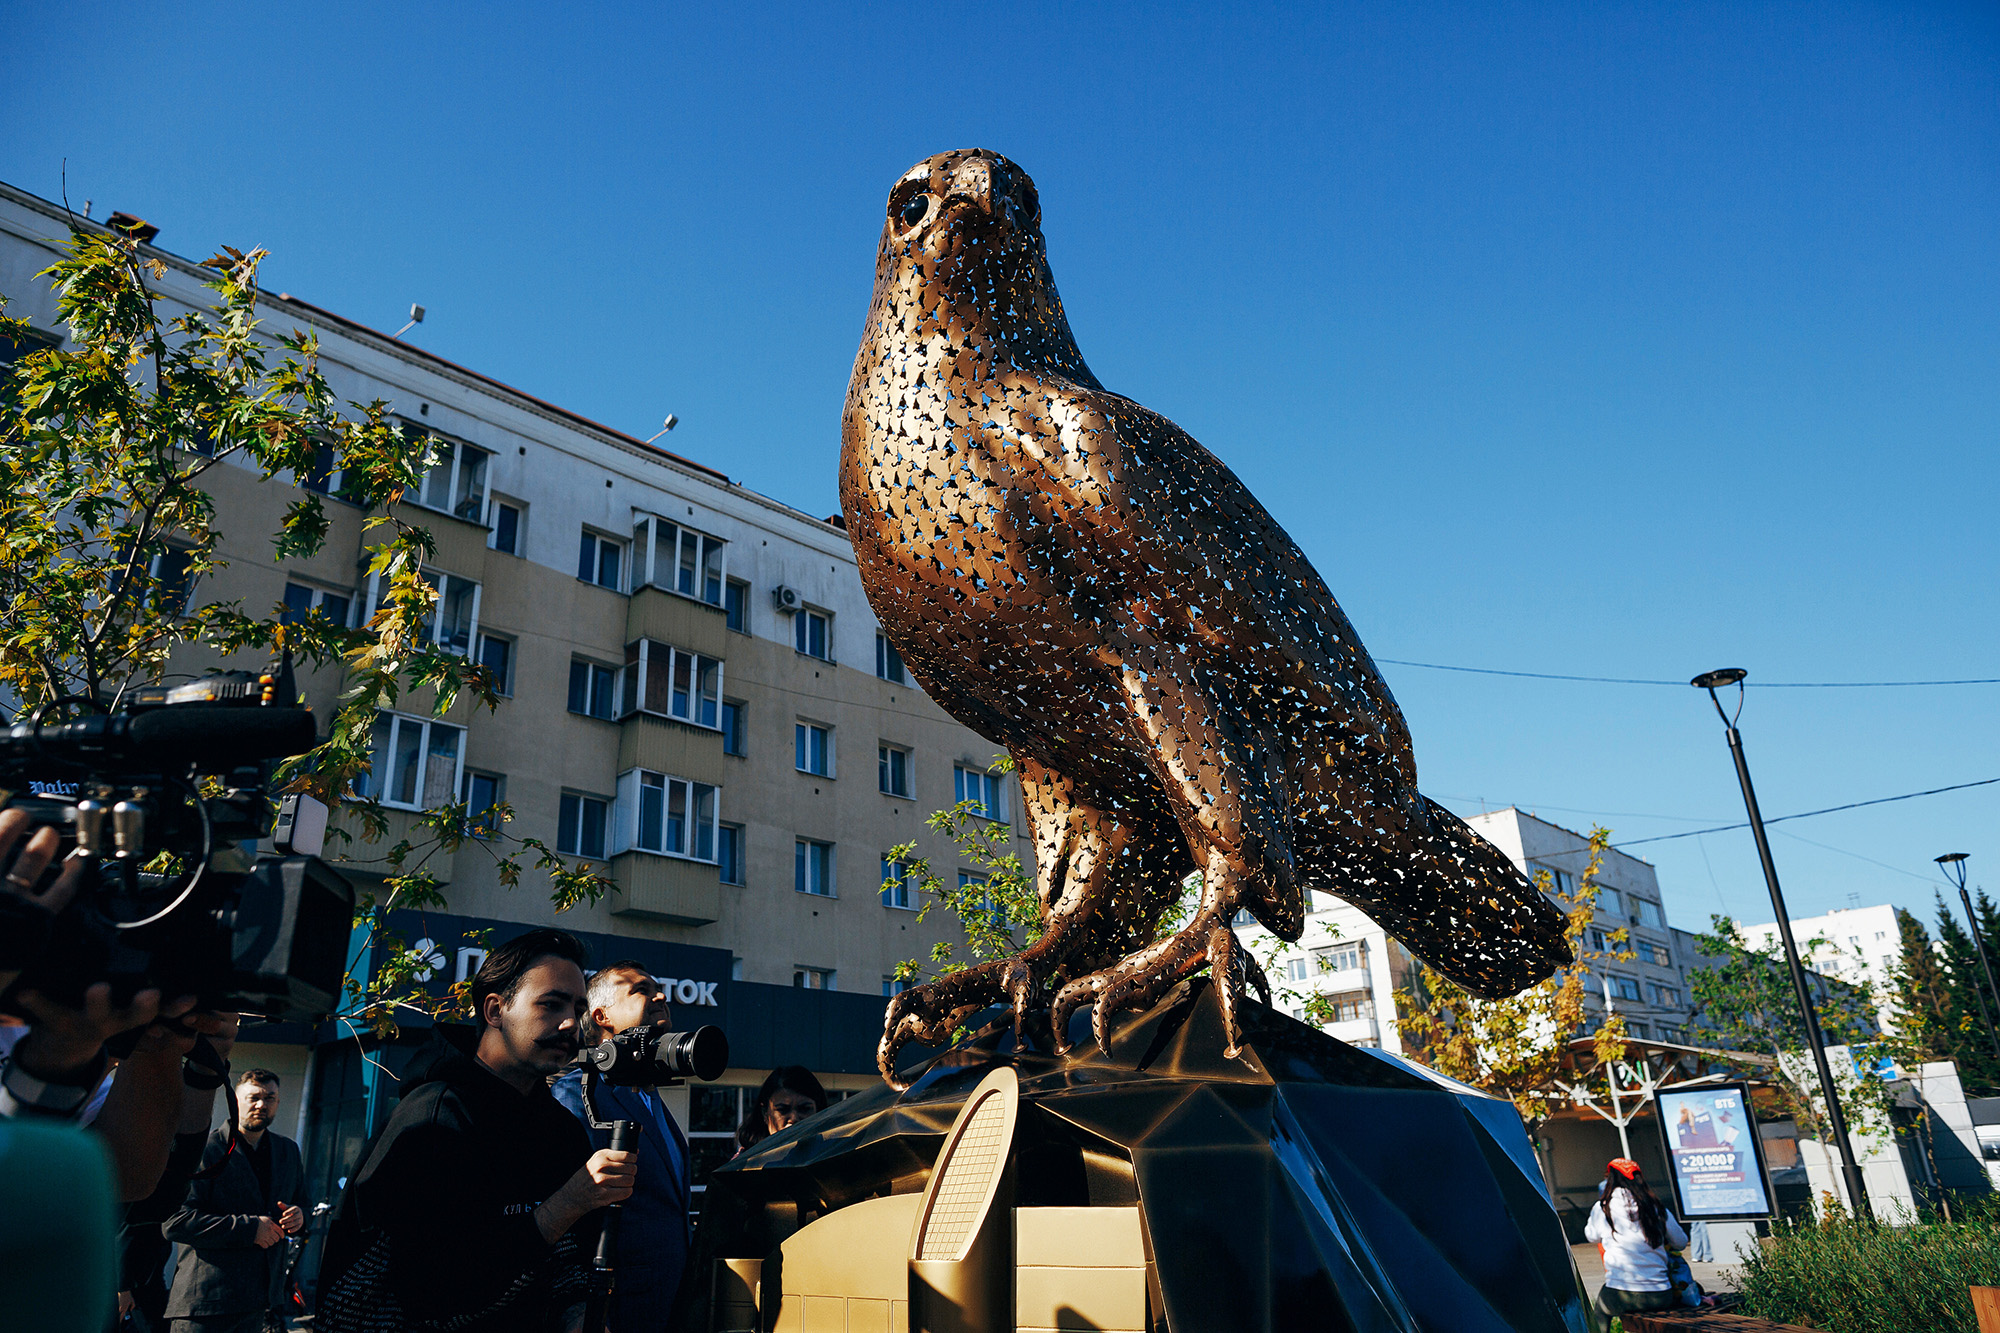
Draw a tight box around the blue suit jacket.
[552,1069,692,1331]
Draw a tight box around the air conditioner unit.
[772,585,803,611]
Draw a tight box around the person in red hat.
[1584,1158,1690,1319]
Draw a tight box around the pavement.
[1569,1243,1741,1302]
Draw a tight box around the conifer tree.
[1932,897,2000,1096]
[1887,907,1955,1066]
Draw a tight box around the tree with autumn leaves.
[1395,826,1635,1124]
[0,222,608,1033]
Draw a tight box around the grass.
[1731,1192,2000,1333]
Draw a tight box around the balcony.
[1325,1015,1380,1045]
[610,851,721,926]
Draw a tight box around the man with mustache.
[317,929,637,1333]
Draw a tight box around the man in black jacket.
[162,1068,306,1333]
[316,928,636,1333]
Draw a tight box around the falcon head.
[870,149,1093,382]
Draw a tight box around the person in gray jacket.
[162,1069,305,1333]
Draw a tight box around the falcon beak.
[944,158,1006,227]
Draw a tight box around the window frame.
[721,699,747,756]
[795,721,834,778]
[281,580,352,629]
[724,577,750,633]
[577,528,628,592]
[567,656,622,721]
[878,743,912,797]
[793,607,832,661]
[793,966,835,991]
[403,423,493,526]
[875,633,908,684]
[632,515,729,608]
[717,822,746,885]
[475,630,515,697]
[360,711,465,812]
[953,764,1007,822]
[880,856,918,910]
[461,769,505,839]
[612,767,722,863]
[363,567,481,655]
[558,790,611,860]
[625,639,725,729]
[488,496,525,555]
[795,838,835,897]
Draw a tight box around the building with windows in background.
[0,180,1033,1223]
[1739,903,1903,1034]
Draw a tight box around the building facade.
[0,181,1029,1201]
[1739,903,1902,1033]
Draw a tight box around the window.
[149,545,198,615]
[1640,940,1672,968]
[882,976,909,997]
[632,516,728,607]
[407,426,491,524]
[954,765,1005,821]
[1658,1024,1686,1044]
[1317,942,1365,974]
[1284,957,1311,983]
[721,700,747,756]
[878,744,911,797]
[476,632,514,696]
[577,530,625,591]
[1586,927,1608,954]
[362,568,480,653]
[1649,983,1682,1008]
[568,658,621,720]
[795,839,835,896]
[1533,863,1575,896]
[281,582,351,628]
[957,871,1003,929]
[793,608,830,660]
[1596,888,1624,917]
[558,792,609,859]
[876,634,908,684]
[461,770,504,838]
[725,578,750,633]
[718,823,745,885]
[360,713,462,810]
[0,324,58,411]
[881,857,918,910]
[489,498,524,555]
[1633,897,1665,928]
[625,640,723,728]
[795,723,833,777]
[1610,975,1643,1003]
[1627,1021,1650,1039]
[1322,991,1372,1023]
[615,769,720,862]
[298,441,343,497]
[794,966,835,990]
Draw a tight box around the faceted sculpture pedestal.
[685,978,1589,1333]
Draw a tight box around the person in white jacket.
[1583,1158,1689,1319]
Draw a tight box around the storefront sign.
[1653,1081,1774,1221]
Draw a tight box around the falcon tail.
[1371,799,1574,1000]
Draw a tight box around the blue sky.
[5,3,1996,937]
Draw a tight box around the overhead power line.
[1613,776,2000,847]
[1376,659,2000,688]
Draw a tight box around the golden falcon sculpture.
[842,149,1570,1082]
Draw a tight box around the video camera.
[0,658,353,1024]
[578,1020,729,1086]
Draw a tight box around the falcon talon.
[843,150,1572,1080]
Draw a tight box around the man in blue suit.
[553,962,691,1333]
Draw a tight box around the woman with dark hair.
[1585,1158,1689,1319]
[734,1066,829,1153]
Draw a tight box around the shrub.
[1734,1193,2000,1333]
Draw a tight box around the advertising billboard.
[1654,1081,1775,1221]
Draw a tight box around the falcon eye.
[1018,182,1039,223]
[899,194,930,227]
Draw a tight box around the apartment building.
[1740,903,1902,1033]
[1236,807,1704,1054]
[0,181,1028,1198]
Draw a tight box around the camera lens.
[656,1024,729,1082]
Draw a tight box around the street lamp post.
[1691,668,1872,1219]
[1936,853,2000,1060]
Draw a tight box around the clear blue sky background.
[5,3,1996,938]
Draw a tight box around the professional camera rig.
[0,658,353,1024]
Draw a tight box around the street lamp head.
[1937,852,1971,891]
[1938,853,1970,866]
[1691,668,1748,690]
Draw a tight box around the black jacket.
[162,1125,305,1318]
[317,1027,591,1332]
